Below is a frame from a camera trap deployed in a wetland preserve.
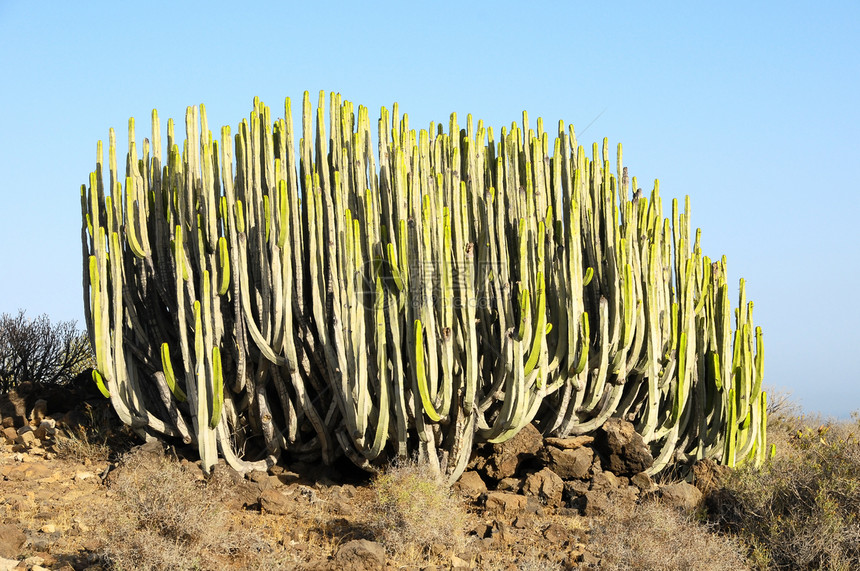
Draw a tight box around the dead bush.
[0,310,93,391]
[99,448,270,570]
[53,427,112,465]
[53,403,115,464]
[585,496,749,571]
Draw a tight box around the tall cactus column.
[81,91,769,478]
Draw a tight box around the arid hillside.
[1,382,857,570]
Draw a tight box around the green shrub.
[369,460,466,559]
[709,416,860,570]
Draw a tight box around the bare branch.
[0,310,94,391]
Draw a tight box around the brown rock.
[259,487,293,515]
[590,470,620,491]
[15,425,32,436]
[479,423,543,479]
[74,471,97,483]
[488,520,517,546]
[495,477,523,493]
[563,479,590,503]
[328,498,354,516]
[485,492,528,516]
[81,536,104,552]
[276,470,301,484]
[659,481,703,512]
[0,388,27,422]
[581,490,610,516]
[611,485,640,508]
[469,522,492,539]
[631,471,658,493]
[210,461,244,487]
[1,462,54,481]
[542,446,593,480]
[268,474,285,489]
[594,418,653,476]
[33,552,57,568]
[578,551,602,568]
[524,495,545,516]
[57,410,87,431]
[333,539,386,570]
[1,427,16,445]
[296,484,319,503]
[247,470,286,494]
[335,483,357,498]
[454,470,487,499]
[0,524,26,558]
[590,453,603,474]
[247,469,270,483]
[242,479,269,498]
[522,468,564,506]
[511,515,532,529]
[30,399,48,424]
[32,420,56,442]
[23,558,46,571]
[562,548,585,569]
[15,430,36,447]
[542,522,569,542]
[543,435,594,450]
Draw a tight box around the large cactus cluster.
[80,91,768,481]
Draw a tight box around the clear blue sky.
[1,1,857,417]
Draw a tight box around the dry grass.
[369,459,467,562]
[584,497,750,571]
[97,448,274,571]
[53,402,128,465]
[53,426,111,465]
[708,414,860,570]
[16,381,860,571]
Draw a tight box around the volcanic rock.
[594,418,653,476]
[541,445,593,480]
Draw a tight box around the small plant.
[53,402,114,464]
[54,425,112,464]
[369,459,466,560]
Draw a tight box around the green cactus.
[80,92,767,478]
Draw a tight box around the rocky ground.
[0,382,745,571]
